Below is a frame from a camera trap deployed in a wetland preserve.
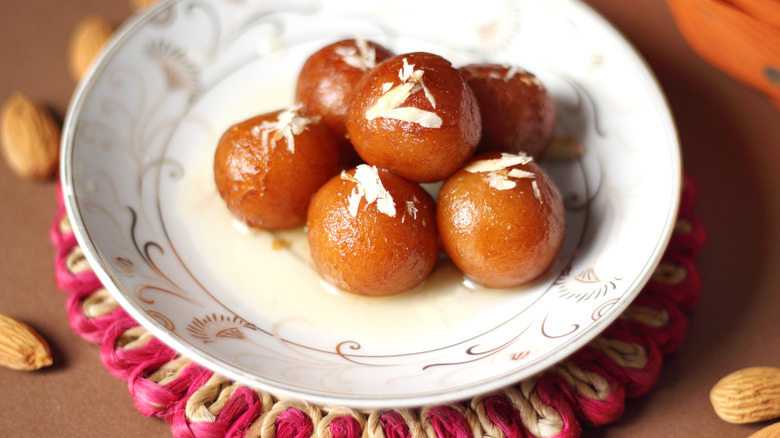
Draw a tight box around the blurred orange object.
[666,0,780,109]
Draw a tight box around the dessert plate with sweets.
[61,0,680,408]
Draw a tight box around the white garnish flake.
[365,57,442,128]
[487,172,517,190]
[504,64,522,80]
[341,164,396,217]
[251,104,320,153]
[333,35,377,71]
[466,152,542,200]
[464,152,532,173]
[532,180,543,204]
[508,168,535,179]
[402,195,419,223]
[399,57,416,81]
[484,64,526,80]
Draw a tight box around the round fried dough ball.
[296,38,394,167]
[346,52,481,183]
[437,152,565,288]
[214,106,340,230]
[307,164,439,296]
[459,64,555,160]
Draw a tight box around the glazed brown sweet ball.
[437,152,565,288]
[307,164,439,296]
[214,105,340,230]
[459,64,556,160]
[346,52,481,183]
[296,38,394,167]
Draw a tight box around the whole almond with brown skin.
[710,366,780,424]
[0,92,61,180]
[748,422,780,438]
[68,14,113,81]
[0,314,52,371]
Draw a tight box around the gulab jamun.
[307,164,439,296]
[459,64,556,160]
[296,38,394,167]
[214,105,340,230]
[437,152,565,288]
[346,52,481,183]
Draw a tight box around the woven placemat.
[50,176,704,438]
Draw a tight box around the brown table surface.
[1,0,779,436]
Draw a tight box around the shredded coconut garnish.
[341,164,396,217]
[466,152,541,198]
[333,35,377,71]
[365,58,442,128]
[250,104,320,153]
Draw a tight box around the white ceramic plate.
[61,0,680,409]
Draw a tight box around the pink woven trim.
[49,176,706,438]
[275,407,314,438]
[425,405,473,438]
[54,237,103,294]
[100,315,178,381]
[218,386,266,438]
[66,286,129,344]
[50,182,69,248]
[533,375,582,438]
[482,396,524,437]
[553,357,626,427]
[646,253,702,311]
[130,361,211,418]
[623,292,688,355]
[679,175,699,217]
[592,321,663,398]
[323,414,359,438]
[667,214,705,258]
[167,370,220,437]
[379,410,411,438]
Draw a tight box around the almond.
[710,366,780,424]
[68,14,113,81]
[0,314,53,371]
[0,92,61,180]
[748,422,780,438]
